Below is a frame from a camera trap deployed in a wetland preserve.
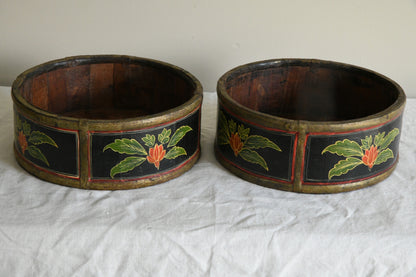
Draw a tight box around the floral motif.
[18,131,28,153]
[103,126,192,178]
[217,111,281,171]
[15,116,58,167]
[362,145,378,169]
[146,144,166,169]
[322,128,399,180]
[229,133,243,156]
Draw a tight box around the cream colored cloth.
[1,86,415,276]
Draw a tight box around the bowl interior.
[224,61,399,121]
[18,59,195,119]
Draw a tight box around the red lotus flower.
[362,145,378,169]
[229,132,244,156]
[18,131,28,153]
[147,144,166,169]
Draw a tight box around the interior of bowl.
[17,57,196,119]
[224,60,400,121]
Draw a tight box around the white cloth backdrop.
[1,86,416,276]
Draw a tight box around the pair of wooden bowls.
[12,55,405,193]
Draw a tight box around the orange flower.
[229,132,244,156]
[147,144,166,169]
[362,145,378,169]
[18,131,28,153]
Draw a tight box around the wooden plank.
[89,63,114,109]
[22,78,33,103]
[48,68,67,114]
[65,64,90,113]
[31,73,49,110]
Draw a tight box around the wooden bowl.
[12,55,203,190]
[215,59,405,193]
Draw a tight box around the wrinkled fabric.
[1,86,415,276]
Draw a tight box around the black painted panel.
[304,115,402,183]
[216,107,296,182]
[90,109,200,180]
[14,111,79,177]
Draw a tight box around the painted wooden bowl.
[215,59,405,193]
[12,55,203,190]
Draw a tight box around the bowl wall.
[215,59,406,193]
[12,55,203,190]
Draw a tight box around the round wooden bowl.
[215,59,406,193]
[12,55,203,190]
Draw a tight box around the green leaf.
[158,128,171,144]
[168,126,192,147]
[15,115,22,131]
[374,148,394,165]
[22,121,31,136]
[238,124,250,141]
[244,135,281,152]
[28,131,58,147]
[165,146,187,159]
[229,119,236,134]
[103,138,147,155]
[239,148,269,171]
[142,134,155,147]
[110,156,146,178]
[219,111,230,139]
[361,135,372,150]
[377,128,399,151]
[27,145,49,166]
[374,132,385,147]
[217,130,230,145]
[322,139,363,157]
[328,157,363,180]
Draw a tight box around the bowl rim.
[217,58,406,132]
[12,55,203,131]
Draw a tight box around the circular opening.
[222,60,400,121]
[16,56,197,119]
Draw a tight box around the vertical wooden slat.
[65,65,90,113]
[22,78,33,103]
[48,68,67,114]
[31,73,49,110]
[89,63,114,109]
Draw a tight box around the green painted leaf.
[158,128,171,144]
[142,134,155,147]
[239,148,269,171]
[238,124,250,141]
[244,135,281,152]
[103,138,147,155]
[217,130,230,145]
[361,135,372,150]
[164,146,187,159]
[229,119,236,134]
[28,131,58,147]
[22,121,31,136]
[110,156,146,178]
[168,126,192,147]
[328,157,363,180]
[219,111,230,139]
[374,148,394,165]
[377,128,399,151]
[27,145,49,166]
[322,139,363,157]
[15,116,22,131]
[374,132,385,147]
